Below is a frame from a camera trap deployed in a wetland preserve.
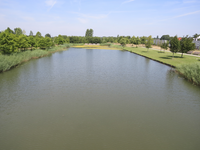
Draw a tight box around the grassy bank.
[122,46,200,85]
[72,45,121,50]
[0,44,70,72]
[123,47,199,67]
[177,63,200,85]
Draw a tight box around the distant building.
[177,37,182,41]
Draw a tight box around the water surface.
[0,48,200,150]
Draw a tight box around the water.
[0,48,200,150]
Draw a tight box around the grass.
[72,44,121,50]
[123,47,199,67]
[122,46,200,85]
[0,44,70,72]
[177,63,200,85]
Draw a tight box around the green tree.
[29,31,33,36]
[0,31,18,54]
[36,31,42,37]
[161,41,169,53]
[119,38,126,47]
[140,36,147,46]
[130,36,136,46]
[160,35,170,40]
[180,36,195,57]
[145,36,153,51]
[85,29,93,37]
[45,33,51,38]
[134,36,141,48]
[169,35,180,59]
[28,36,36,50]
[14,28,22,36]
[55,35,65,45]
[5,27,14,34]
[18,35,30,51]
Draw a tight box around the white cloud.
[122,0,135,4]
[45,0,57,10]
[150,10,200,24]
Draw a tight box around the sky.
[0,0,200,37]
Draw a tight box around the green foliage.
[85,29,93,37]
[177,63,200,85]
[161,41,169,52]
[0,31,18,54]
[160,35,170,40]
[28,36,36,50]
[45,33,51,38]
[140,36,147,45]
[145,35,153,51]
[170,35,180,58]
[14,28,22,36]
[18,35,30,51]
[5,27,14,34]
[134,36,141,47]
[55,35,65,45]
[38,37,53,49]
[130,36,136,46]
[180,36,195,57]
[29,31,33,36]
[36,31,42,37]
[119,38,126,47]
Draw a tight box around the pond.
[0,48,200,150]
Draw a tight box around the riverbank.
[119,46,200,85]
[72,45,121,50]
[0,44,70,73]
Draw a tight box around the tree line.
[0,27,196,56]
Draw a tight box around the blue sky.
[0,0,200,37]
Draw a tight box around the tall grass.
[0,44,71,72]
[0,50,49,72]
[176,63,200,85]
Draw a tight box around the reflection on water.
[0,48,200,150]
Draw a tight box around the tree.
[22,29,26,35]
[29,31,33,36]
[0,31,18,54]
[169,35,180,59]
[119,38,126,47]
[18,35,30,51]
[85,29,93,37]
[160,35,170,40]
[134,36,141,48]
[160,41,169,53]
[28,36,36,50]
[55,35,65,45]
[130,36,136,46]
[14,28,22,36]
[140,36,147,46]
[193,33,199,41]
[145,35,153,51]
[180,36,195,57]
[5,27,14,34]
[45,33,51,38]
[36,31,42,37]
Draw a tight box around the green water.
[0,48,200,150]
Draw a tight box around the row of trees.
[158,33,200,41]
[0,28,66,54]
[119,35,195,57]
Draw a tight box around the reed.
[0,44,70,72]
[176,63,200,85]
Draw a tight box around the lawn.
[123,47,200,67]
